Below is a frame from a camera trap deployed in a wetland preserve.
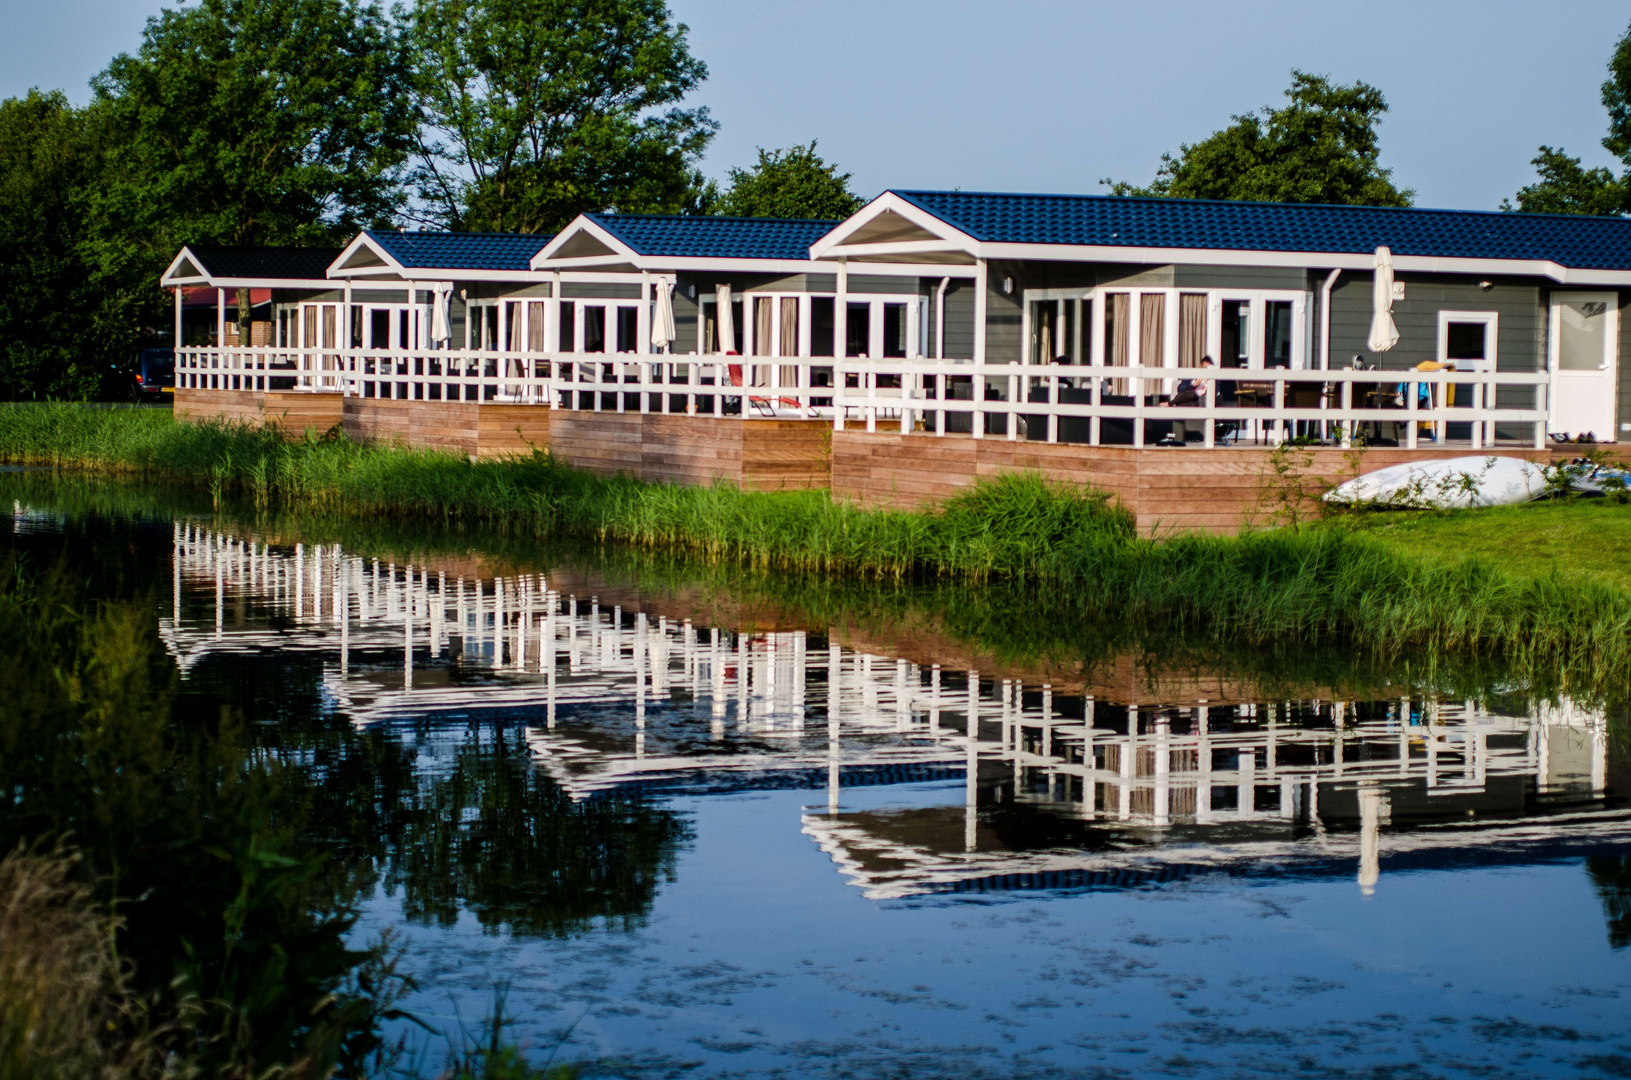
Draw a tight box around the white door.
[1550,292,1619,440]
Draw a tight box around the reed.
[3,405,1629,684]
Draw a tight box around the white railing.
[178,348,1556,449]
[832,361,1554,450]
[178,347,838,419]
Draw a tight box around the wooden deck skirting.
[176,388,345,433]
[831,430,1559,534]
[171,389,827,485]
[175,389,545,458]
[547,412,828,491]
[174,390,1566,533]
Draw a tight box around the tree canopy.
[711,142,865,219]
[0,92,107,399]
[1104,71,1413,207]
[408,0,716,233]
[92,0,417,250]
[1506,21,1631,215]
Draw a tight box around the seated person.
[1162,357,1214,407]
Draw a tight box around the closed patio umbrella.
[651,279,676,352]
[431,283,452,346]
[1367,246,1399,353]
[716,283,734,353]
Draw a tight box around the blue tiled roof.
[586,214,839,260]
[365,230,551,271]
[892,191,1631,271]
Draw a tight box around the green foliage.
[91,0,417,249]
[1507,20,1631,215]
[1104,70,1413,207]
[1505,146,1627,215]
[408,0,716,232]
[0,92,106,401]
[0,554,404,1077]
[712,142,864,220]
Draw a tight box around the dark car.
[123,348,175,402]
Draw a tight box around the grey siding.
[499,282,554,298]
[673,279,700,354]
[1620,292,1631,437]
[449,299,466,346]
[744,273,837,293]
[351,289,410,304]
[1172,265,1308,290]
[280,288,345,303]
[984,260,1024,362]
[1096,265,1175,288]
[1329,274,1545,373]
[562,281,641,300]
[847,273,920,294]
[941,279,975,360]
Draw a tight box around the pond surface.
[7,481,1631,1078]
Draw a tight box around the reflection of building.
[160,522,1625,900]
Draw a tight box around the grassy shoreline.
[3,403,1630,688]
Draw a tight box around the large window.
[1027,286,1307,371]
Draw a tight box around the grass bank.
[1344,499,1631,592]
[4,404,1630,689]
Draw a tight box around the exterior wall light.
[1478,280,1494,291]
[1002,276,1013,295]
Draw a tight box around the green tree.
[712,141,865,219]
[1104,70,1413,207]
[409,0,716,233]
[0,91,110,400]
[1506,22,1631,215]
[91,0,417,250]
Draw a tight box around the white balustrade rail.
[178,347,838,419]
[832,361,1554,449]
[179,348,1556,448]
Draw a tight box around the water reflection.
[164,521,1623,909]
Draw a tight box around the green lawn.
[1339,498,1631,591]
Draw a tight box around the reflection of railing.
[156,520,1618,900]
[832,361,1553,449]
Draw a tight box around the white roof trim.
[808,192,978,259]
[160,247,211,286]
[964,240,1631,285]
[327,232,404,277]
[531,216,641,269]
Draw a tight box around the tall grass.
[3,404,1629,685]
[0,845,163,1080]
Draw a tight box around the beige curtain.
[1107,293,1130,365]
[753,296,773,356]
[528,302,545,351]
[779,297,799,357]
[1178,293,1207,367]
[1139,293,1164,368]
[779,296,799,395]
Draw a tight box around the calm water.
[7,483,1631,1078]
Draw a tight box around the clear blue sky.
[7,0,1629,212]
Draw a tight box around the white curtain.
[716,284,734,354]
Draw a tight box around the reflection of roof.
[894,190,1631,270]
[365,230,551,270]
[185,247,341,280]
[587,214,838,260]
[803,804,1631,901]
